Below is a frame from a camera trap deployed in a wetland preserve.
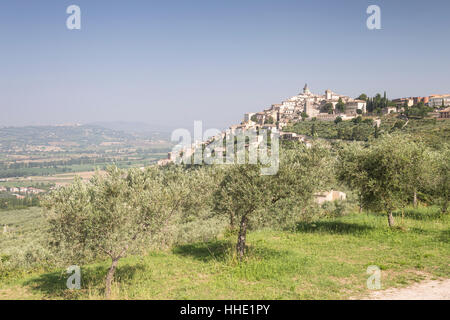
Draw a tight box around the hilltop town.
[159,85,450,165]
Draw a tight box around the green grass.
[0,208,448,300]
[0,208,46,254]
[0,208,50,279]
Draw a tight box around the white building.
[315,190,347,205]
[429,95,450,108]
[345,100,367,115]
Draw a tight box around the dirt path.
[362,279,450,300]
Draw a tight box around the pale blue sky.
[1,0,449,130]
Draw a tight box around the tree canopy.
[43,166,203,298]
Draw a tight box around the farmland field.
[0,124,172,187]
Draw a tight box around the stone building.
[314,190,347,205]
[429,95,450,108]
[439,107,450,118]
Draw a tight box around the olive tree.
[337,142,368,213]
[43,165,197,298]
[430,147,450,214]
[214,164,267,258]
[338,135,426,227]
[213,142,334,259]
[436,151,450,214]
[405,140,429,207]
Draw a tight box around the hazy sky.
[1,0,449,130]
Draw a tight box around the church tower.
[303,83,311,95]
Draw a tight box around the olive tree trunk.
[105,258,119,299]
[442,200,448,215]
[359,194,363,213]
[387,211,395,228]
[229,212,236,230]
[236,217,248,260]
[413,190,418,207]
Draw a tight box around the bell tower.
[303,83,311,95]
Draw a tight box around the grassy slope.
[0,208,46,256]
[1,209,448,300]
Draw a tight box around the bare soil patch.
[361,279,450,300]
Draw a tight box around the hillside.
[285,117,450,149]
[0,124,170,151]
[0,208,448,299]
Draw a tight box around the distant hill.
[0,124,171,151]
[89,121,176,135]
[0,124,173,179]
